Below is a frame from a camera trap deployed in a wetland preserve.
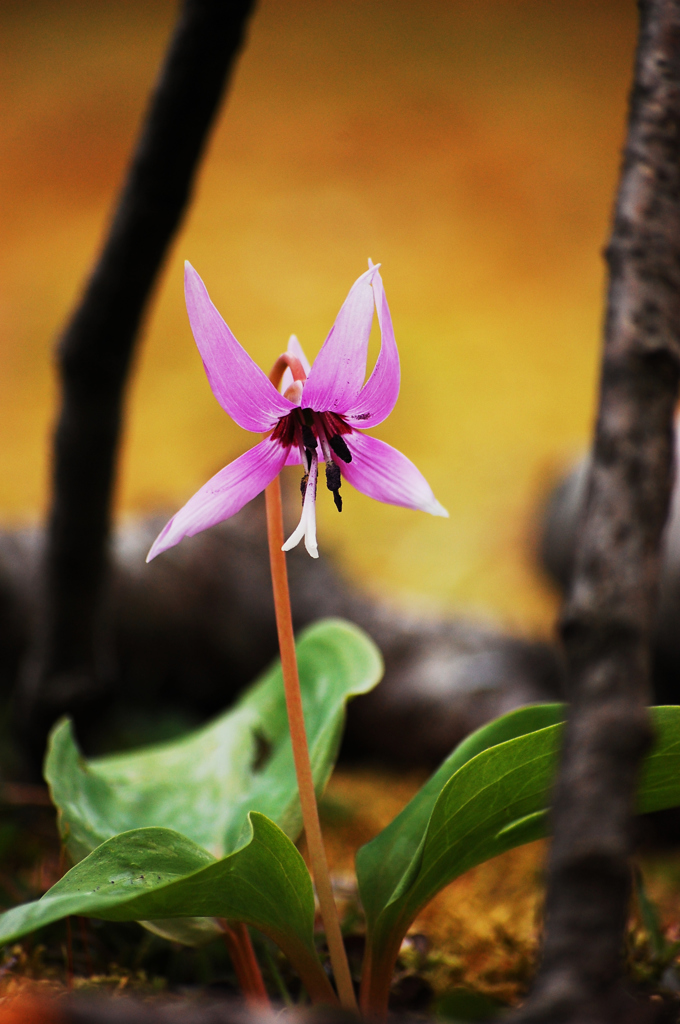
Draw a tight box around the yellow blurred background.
[0,0,637,634]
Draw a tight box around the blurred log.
[520,2,680,1021]
[18,0,257,729]
[0,505,563,769]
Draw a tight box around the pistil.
[282,452,319,558]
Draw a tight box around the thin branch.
[521,1,680,1020]
[20,0,256,727]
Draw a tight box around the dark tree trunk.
[19,0,257,731]
[520,2,680,1020]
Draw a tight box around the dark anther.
[300,472,309,499]
[326,462,341,491]
[302,424,317,450]
[326,462,343,512]
[329,434,352,463]
[304,447,315,470]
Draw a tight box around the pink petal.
[147,438,289,561]
[344,263,400,427]
[285,446,303,466]
[340,432,448,517]
[285,447,327,466]
[281,335,312,394]
[185,263,294,432]
[301,264,379,414]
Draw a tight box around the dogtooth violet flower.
[147,260,448,562]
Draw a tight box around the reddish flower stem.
[264,361,357,1013]
[220,920,270,1007]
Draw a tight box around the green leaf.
[357,704,680,1012]
[0,814,337,1004]
[357,703,566,930]
[44,618,382,946]
[47,619,382,862]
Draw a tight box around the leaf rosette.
[0,618,383,1001]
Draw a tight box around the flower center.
[272,408,353,513]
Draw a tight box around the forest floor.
[0,768,679,1020]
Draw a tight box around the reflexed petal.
[185,263,294,432]
[281,335,312,394]
[147,438,289,561]
[344,263,400,427]
[340,432,448,516]
[302,264,379,414]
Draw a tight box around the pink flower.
[147,260,448,562]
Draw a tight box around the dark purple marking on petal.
[322,411,352,435]
[270,412,298,449]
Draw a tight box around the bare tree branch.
[521,1,680,1020]
[19,0,257,734]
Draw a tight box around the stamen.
[302,424,317,450]
[282,452,319,558]
[328,434,352,463]
[314,416,344,514]
[325,462,342,511]
[326,461,341,491]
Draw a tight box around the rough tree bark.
[520,2,680,1021]
[19,0,257,729]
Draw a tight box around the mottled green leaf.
[43,618,381,947]
[0,814,336,1003]
[47,619,382,862]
